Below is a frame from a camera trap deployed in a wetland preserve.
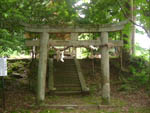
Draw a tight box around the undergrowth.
[118,56,150,92]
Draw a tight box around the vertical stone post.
[48,58,55,91]
[100,32,110,104]
[37,32,49,104]
[71,33,78,58]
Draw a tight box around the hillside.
[0,58,149,113]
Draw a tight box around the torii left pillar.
[37,32,49,104]
[101,32,110,104]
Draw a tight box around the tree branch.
[116,0,150,38]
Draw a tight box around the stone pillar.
[48,58,55,91]
[71,33,78,58]
[100,32,110,104]
[37,32,49,104]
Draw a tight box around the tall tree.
[130,0,136,55]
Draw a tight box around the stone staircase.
[48,58,89,95]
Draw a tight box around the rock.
[12,72,23,79]
[65,106,75,110]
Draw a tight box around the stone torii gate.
[24,20,128,104]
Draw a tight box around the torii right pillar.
[100,32,110,104]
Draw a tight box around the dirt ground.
[0,59,150,113]
[0,78,150,113]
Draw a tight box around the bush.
[128,56,149,88]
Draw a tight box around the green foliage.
[135,0,150,35]
[136,29,144,35]
[0,29,27,57]
[120,56,149,91]
[0,0,149,57]
[19,0,79,25]
[8,61,27,75]
[128,56,149,86]
[80,48,91,58]
[135,43,149,60]
[117,55,150,92]
[0,0,28,57]
[118,83,136,92]
[80,0,123,24]
[82,95,101,105]
[48,49,56,57]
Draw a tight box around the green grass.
[111,98,127,106]
[128,107,150,113]
[39,109,61,113]
[9,106,150,113]
[10,110,31,113]
[81,95,102,105]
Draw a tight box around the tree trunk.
[130,0,136,55]
[122,0,135,67]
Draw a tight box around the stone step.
[54,75,78,77]
[54,78,79,82]
[54,65,76,67]
[54,67,76,70]
[54,81,80,84]
[54,84,81,87]
[54,70,77,73]
[54,91,82,95]
[54,67,76,69]
[54,79,80,83]
[54,77,79,80]
[55,87,82,91]
[54,76,79,79]
[54,73,78,76]
[54,62,75,65]
[54,60,75,62]
[52,59,83,94]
